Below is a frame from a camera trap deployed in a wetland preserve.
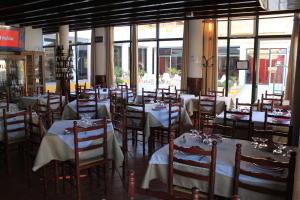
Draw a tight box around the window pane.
[159,21,184,39]
[158,40,182,89]
[230,18,254,36]
[257,39,291,100]
[217,39,227,92]
[137,41,157,92]
[69,31,75,45]
[43,34,56,46]
[138,24,156,39]
[77,30,91,44]
[73,45,91,91]
[229,39,254,102]
[217,20,228,37]
[44,47,56,92]
[113,43,130,85]
[114,26,130,41]
[259,15,293,35]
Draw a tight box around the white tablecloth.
[62,99,110,120]
[33,120,124,172]
[142,133,289,200]
[129,103,192,139]
[19,95,65,110]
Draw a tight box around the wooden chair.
[65,119,108,200]
[128,170,202,200]
[125,103,146,156]
[149,102,182,154]
[224,105,253,140]
[110,91,125,133]
[142,88,157,103]
[1,109,28,175]
[168,134,217,200]
[252,128,293,146]
[207,88,225,97]
[263,109,291,145]
[162,91,178,104]
[235,98,260,111]
[233,143,296,200]
[36,99,52,128]
[212,123,234,138]
[175,88,188,96]
[47,90,63,121]
[261,93,283,111]
[76,91,98,120]
[26,106,51,195]
[265,90,284,104]
[198,93,217,131]
[127,87,137,103]
[0,91,9,111]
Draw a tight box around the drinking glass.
[251,137,260,148]
[273,143,286,155]
[258,138,268,149]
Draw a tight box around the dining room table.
[141,132,293,200]
[32,120,124,172]
[61,99,110,120]
[128,103,193,141]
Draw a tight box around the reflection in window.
[43,34,56,46]
[230,18,254,36]
[159,21,184,39]
[138,24,156,39]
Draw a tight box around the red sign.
[0,30,19,48]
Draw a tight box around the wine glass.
[258,138,268,149]
[251,137,260,148]
[273,143,286,155]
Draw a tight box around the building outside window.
[43,33,57,92]
[217,14,293,102]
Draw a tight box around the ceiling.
[0,0,297,33]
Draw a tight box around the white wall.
[24,26,43,51]
[188,19,204,78]
[95,27,106,75]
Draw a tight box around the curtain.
[285,13,300,104]
[90,28,96,87]
[202,19,217,92]
[130,25,138,88]
[180,20,189,90]
[106,27,114,88]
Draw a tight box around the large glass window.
[43,33,56,47]
[217,14,292,102]
[44,47,56,92]
[113,26,131,85]
[138,24,156,39]
[159,21,184,39]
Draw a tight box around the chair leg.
[103,164,108,196]
[75,168,81,200]
[42,167,48,197]
[62,163,66,193]
[142,132,145,157]
[111,160,115,178]
[54,161,59,193]
[4,145,11,176]
[96,167,100,186]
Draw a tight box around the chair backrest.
[224,105,253,133]
[47,90,63,113]
[76,92,98,120]
[261,93,283,111]
[142,88,157,103]
[35,99,52,128]
[127,87,137,103]
[265,90,284,104]
[168,102,182,136]
[72,119,107,166]
[198,93,217,130]
[162,91,178,104]
[252,128,293,146]
[233,143,296,200]
[207,88,224,97]
[3,109,27,144]
[264,109,291,130]
[27,106,44,151]
[235,98,260,111]
[175,89,188,96]
[212,123,234,138]
[128,170,202,200]
[0,91,9,111]
[168,134,217,200]
[110,92,125,133]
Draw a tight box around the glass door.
[256,39,290,100]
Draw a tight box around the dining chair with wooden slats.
[76,92,98,120]
[0,90,9,111]
[198,93,217,131]
[252,128,293,146]
[212,123,235,138]
[233,143,296,200]
[162,91,178,104]
[110,91,125,133]
[142,88,157,103]
[36,99,52,129]
[1,109,28,175]
[261,93,283,112]
[149,102,182,155]
[127,87,137,103]
[224,105,253,140]
[265,90,284,104]
[125,103,146,156]
[168,134,217,200]
[64,119,108,200]
[262,109,292,145]
[207,88,225,97]
[175,88,188,96]
[235,98,260,111]
[47,90,63,121]
[157,87,170,97]
[128,170,202,200]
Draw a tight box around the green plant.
[116,78,124,84]
[168,67,181,77]
[114,65,122,78]
[139,67,145,77]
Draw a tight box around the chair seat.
[70,156,105,168]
